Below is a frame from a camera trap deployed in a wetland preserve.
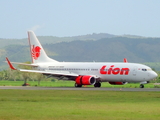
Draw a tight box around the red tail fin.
[28,31,58,63]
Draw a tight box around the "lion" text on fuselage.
[100,65,130,75]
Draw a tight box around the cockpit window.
[142,69,147,71]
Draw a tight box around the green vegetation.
[0,90,160,120]
[0,80,160,88]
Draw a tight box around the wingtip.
[124,58,128,63]
[6,57,17,70]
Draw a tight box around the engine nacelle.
[109,81,127,85]
[75,76,96,85]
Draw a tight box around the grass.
[0,90,160,120]
[0,80,159,88]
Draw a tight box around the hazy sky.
[1,0,160,38]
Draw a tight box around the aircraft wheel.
[75,83,82,87]
[140,84,144,88]
[94,82,101,87]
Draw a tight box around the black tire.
[94,82,101,87]
[140,84,144,88]
[75,83,82,87]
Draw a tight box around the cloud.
[29,24,44,32]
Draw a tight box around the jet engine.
[75,76,96,85]
[109,82,127,85]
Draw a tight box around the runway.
[0,86,160,91]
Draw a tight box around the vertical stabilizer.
[28,31,58,63]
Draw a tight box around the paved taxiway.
[0,86,160,91]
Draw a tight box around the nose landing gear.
[140,84,144,88]
[140,81,150,88]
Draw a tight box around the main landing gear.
[75,83,82,87]
[94,82,101,87]
[74,82,101,88]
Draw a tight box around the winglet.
[124,58,128,63]
[6,57,17,70]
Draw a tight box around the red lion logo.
[31,45,41,60]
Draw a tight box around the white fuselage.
[36,62,157,83]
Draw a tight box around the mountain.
[0,33,115,48]
[1,34,160,70]
[44,37,160,63]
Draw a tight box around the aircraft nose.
[151,71,158,79]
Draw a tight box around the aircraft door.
[148,72,150,77]
[133,66,137,76]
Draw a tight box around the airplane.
[6,31,158,88]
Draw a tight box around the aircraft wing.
[9,62,38,67]
[5,59,38,67]
[19,69,79,77]
[6,57,79,80]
